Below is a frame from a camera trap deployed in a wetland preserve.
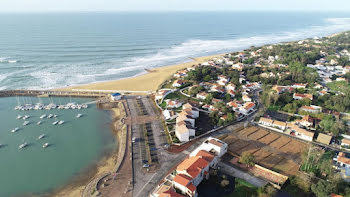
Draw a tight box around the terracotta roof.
[337,153,350,165]
[243,102,255,110]
[227,101,239,108]
[316,133,332,145]
[186,183,196,193]
[173,174,192,187]
[208,139,224,148]
[196,150,215,162]
[259,117,274,124]
[157,184,185,197]
[293,93,313,100]
[330,194,343,197]
[177,156,209,178]
[177,120,194,129]
[273,120,286,127]
[342,138,350,145]
[293,127,314,138]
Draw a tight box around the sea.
[0,97,116,197]
[1,12,350,196]
[1,12,350,90]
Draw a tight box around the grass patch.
[224,178,258,197]
[327,81,350,92]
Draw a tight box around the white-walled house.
[290,126,314,142]
[175,123,195,142]
[190,137,228,158]
[196,92,209,100]
[272,120,287,131]
[183,103,199,118]
[259,117,274,127]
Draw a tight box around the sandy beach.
[57,54,223,92]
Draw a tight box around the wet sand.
[57,54,223,92]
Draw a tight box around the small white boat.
[76,114,83,118]
[0,144,3,148]
[53,114,58,118]
[58,120,64,125]
[47,114,53,119]
[11,128,19,133]
[23,121,30,126]
[16,115,22,119]
[38,134,46,140]
[37,121,42,125]
[22,115,29,120]
[82,104,88,109]
[52,121,58,125]
[19,142,28,149]
[42,143,49,148]
[40,114,47,119]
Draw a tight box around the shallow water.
[0,96,116,197]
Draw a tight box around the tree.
[239,151,255,167]
[311,180,335,197]
[204,93,213,104]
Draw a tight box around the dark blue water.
[0,12,350,90]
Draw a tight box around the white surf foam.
[13,17,350,90]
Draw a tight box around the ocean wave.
[0,57,19,63]
[5,17,350,90]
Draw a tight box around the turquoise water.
[0,96,116,197]
[1,12,350,90]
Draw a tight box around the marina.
[0,96,116,197]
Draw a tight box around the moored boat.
[42,143,49,148]
[58,120,64,125]
[76,113,83,118]
[11,127,19,133]
[19,142,28,149]
[23,121,30,126]
[38,134,46,140]
[52,121,58,125]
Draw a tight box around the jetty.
[0,89,109,98]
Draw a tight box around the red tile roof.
[196,150,215,162]
[177,156,209,178]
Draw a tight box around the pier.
[0,89,110,98]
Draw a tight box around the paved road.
[218,162,268,187]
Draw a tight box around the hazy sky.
[1,0,350,13]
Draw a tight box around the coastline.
[56,54,224,92]
[51,107,122,197]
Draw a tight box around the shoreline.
[56,54,224,92]
[51,107,122,197]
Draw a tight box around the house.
[242,95,252,102]
[190,137,228,158]
[173,70,188,78]
[155,89,172,101]
[296,115,313,128]
[173,80,184,87]
[151,183,185,197]
[217,75,229,83]
[225,83,236,91]
[316,133,332,145]
[110,93,122,101]
[272,120,287,131]
[183,103,199,118]
[272,85,293,94]
[290,126,314,142]
[232,63,244,71]
[318,90,328,96]
[259,117,274,127]
[239,102,255,115]
[175,123,195,142]
[336,152,350,168]
[341,138,350,147]
[177,113,195,126]
[166,99,183,108]
[173,174,198,197]
[210,85,225,93]
[163,110,177,120]
[292,83,307,89]
[227,90,236,97]
[299,105,322,113]
[293,93,313,101]
[196,92,209,100]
